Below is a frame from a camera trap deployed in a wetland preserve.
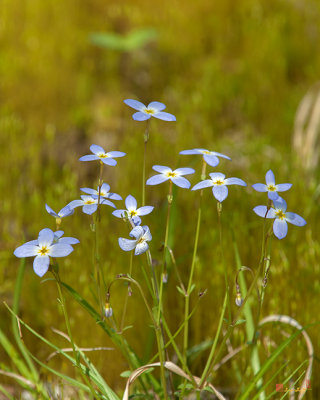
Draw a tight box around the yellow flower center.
[137,237,145,244]
[38,246,49,256]
[214,179,224,185]
[267,184,276,191]
[167,172,177,178]
[98,153,109,158]
[129,210,137,217]
[202,150,211,155]
[144,108,155,114]
[275,209,286,220]
[84,199,95,205]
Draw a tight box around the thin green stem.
[183,160,206,363]
[53,270,98,399]
[142,120,150,206]
[120,252,133,332]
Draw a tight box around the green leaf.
[120,370,132,378]
[234,319,246,326]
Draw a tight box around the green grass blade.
[12,258,39,380]
[0,383,15,400]
[238,328,302,400]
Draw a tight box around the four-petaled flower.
[146,166,195,188]
[252,170,292,200]
[192,172,247,202]
[81,183,122,201]
[180,148,231,167]
[124,99,176,121]
[13,228,77,277]
[253,197,306,239]
[79,145,126,166]
[67,195,115,215]
[45,204,74,219]
[118,225,152,255]
[112,195,154,225]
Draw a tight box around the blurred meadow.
[1,0,320,398]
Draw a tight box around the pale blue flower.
[67,195,115,215]
[192,172,246,202]
[146,166,195,188]
[45,204,74,219]
[13,228,76,277]
[81,183,122,201]
[252,170,292,200]
[253,197,306,239]
[118,225,152,255]
[79,144,125,166]
[124,99,176,121]
[112,195,153,225]
[53,230,80,245]
[180,148,231,167]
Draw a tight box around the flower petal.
[152,165,171,173]
[79,155,99,162]
[179,149,202,155]
[276,183,292,192]
[174,167,195,176]
[124,99,146,111]
[142,226,152,241]
[265,170,275,185]
[152,112,176,121]
[54,230,64,239]
[285,212,306,226]
[125,195,137,210]
[273,197,287,212]
[81,187,97,195]
[59,237,80,245]
[101,158,117,166]
[212,186,228,202]
[112,209,127,218]
[90,144,105,155]
[209,172,225,180]
[118,238,137,252]
[148,101,166,111]
[146,174,169,185]
[49,243,74,257]
[203,154,219,167]
[211,151,231,160]
[33,256,50,277]
[273,219,288,239]
[101,183,110,193]
[38,229,54,246]
[132,112,150,121]
[108,193,122,200]
[171,176,191,188]
[67,200,84,209]
[129,226,144,239]
[268,191,279,200]
[58,205,74,218]
[45,204,58,218]
[14,244,38,258]
[107,151,126,158]
[224,177,247,186]
[252,183,267,192]
[192,180,214,191]
[253,206,275,218]
[82,204,98,214]
[137,206,154,216]
[134,241,149,255]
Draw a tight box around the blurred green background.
[1,0,320,397]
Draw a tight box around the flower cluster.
[252,170,306,239]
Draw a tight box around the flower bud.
[104,303,113,318]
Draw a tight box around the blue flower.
[79,144,126,166]
[13,228,77,277]
[53,230,80,245]
[180,148,231,167]
[124,99,176,122]
[252,170,292,200]
[81,183,122,201]
[118,226,152,255]
[45,204,74,219]
[253,197,306,239]
[67,195,115,215]
[192,172,246,202]
[146,166,195,188]
[112,195,154,225]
